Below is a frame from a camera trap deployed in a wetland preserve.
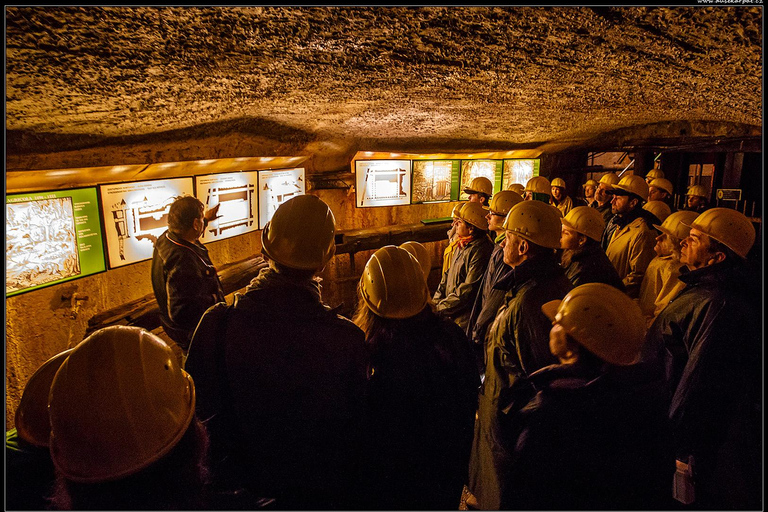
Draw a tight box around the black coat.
[561,241,626,291]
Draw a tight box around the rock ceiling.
[4,6,763,172]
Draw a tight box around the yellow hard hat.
[649,178,674,195]
[502,200,562,249]
[550,177,566,188]
[464,176,493,197]
[451,202,466,219]
[646,169,665,181]
[359,246,428,319]
[261,195,336,270]
[561,206,605,242]
[685,207,756,259]
[582,179,598,188]
[508,183,526,195]
[643,201,672,223]
[399,241,431,279]
[488,190,523,216]
[459,201,489,231]
[612,174,649,201]
[48,326,196,483]
[542,283,646,366]
[686,184,709,198]
[598,173,620,186]
[14,348,73,448]
[524,176,552,196]
[654,210,699,241]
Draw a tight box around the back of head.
[612,174,649,202]
[562,206,605,242]
[489,190,523,216]
[686,207,756,259]
[525,176,552,197]
[465,176,494,197]
[167,195,204,234]
[359,246,428,320]
[399,241,431,279]
[15,349,73,448]
[261,194,336,271]
[655,210,699,241]
[460,201,489,232]
[542,283,645,365]
[49,326,196,484]
[643,201,672,224]
[503,200,562,249]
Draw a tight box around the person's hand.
[205,203,221,222]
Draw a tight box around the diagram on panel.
[258,168,306,229]
[204,184,255,237]
[355,160,411,208]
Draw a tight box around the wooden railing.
[85,221,450,335]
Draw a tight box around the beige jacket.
[638,254,686,327]
[605,217,656,298]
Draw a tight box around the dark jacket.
[468,253,573,509]
[466,242,512,363]
[503,359,674,510]
[6,428,56,511]
[185,267,369,509]
[560,241,625,290]
[360,308,480,510]
[594,201,613,225]
[151,230,224,349]
[433,234,494,330]
[643,259,761,508]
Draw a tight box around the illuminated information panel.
[195,171,259,243]
[459,160,503,200]
[6,187,106,296]
[503,159,540,191]
[355,160,412,208]
[411,160,460,203]
[100,177,194,268]
[258,168,306,229]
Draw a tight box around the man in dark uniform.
[151,195,224,353]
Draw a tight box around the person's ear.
[707,251,726,265]
[577,234,587,248]
[519,238,529,255]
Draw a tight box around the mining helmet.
[542,283,646,366]
[451,202,466,219]
[649,178,674,196]
[551,177,566,189]
[582,179,598,188]
[561,206,605,242]
[48,326,196,483]
[464,176,493,197]
[459,201,489,231]
[598,173,620,186]
[14,348,73,448]
[654,210,699,241]
[612,174,649,201]
[399,241,432,279]
[524,176,552,196]
[503,200,562,249]
[261,194,336,270]
[686,184,709,199]
[645,169,665,181]
[684,207,756,259]
[488,190,523,216]
[359,245,429,319]
[643,200,672,224]
[508,183,526,195]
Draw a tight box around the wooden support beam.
[85,221,450,335]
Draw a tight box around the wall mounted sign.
[503,159,540,191]
[6,187,106,296]
[99,177,194,268]
[459,160,503,200]
[195,171,259,243]
[355,160,412,208]
[411,160,460,203]
[258,168,306,229]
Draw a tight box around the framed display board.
[195,171,259,243]
[355,160,412,208]
[99,177,194,268]
[6,187,106,296]
[258,168,306,229]
[502,159,540,191]
[411,160,460,203]
[459,160,503,200]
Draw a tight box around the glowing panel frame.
[459,160,503,201]
[411,160,460,203]
[195,171,259,243]
[257,168,306,229]
[99,177,194,269]
[502,159,540,191]
[355,160,412,208]
[6,187,106,297]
